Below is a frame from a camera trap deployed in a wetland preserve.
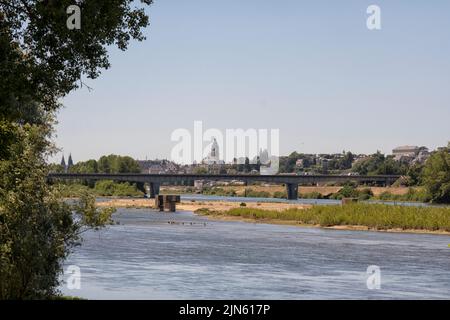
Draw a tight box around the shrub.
[299,192,323,199]
[273,191,287,198]
[244,188,271,198]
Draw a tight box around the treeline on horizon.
[279,151,414,176]
[52,144,450,204]
[51,155,143,197]
[51,154,141,174]
[199,184,432,203]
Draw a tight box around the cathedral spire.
[68,153,74,168]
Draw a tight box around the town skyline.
[53,142,447,165]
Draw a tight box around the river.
[59,207,450,299]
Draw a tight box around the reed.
[202,204,450,232]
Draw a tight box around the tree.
[422,147,450,203]
[0,0,151,113]
[0,1,152,298]
[0,123,114,299]
[69,159,97,173]
[339,152,354,170]
[96,154,140,173]
[352,152,407,175]
[279,151,301,173]
[406,163,424,186]
[193,167,207,174]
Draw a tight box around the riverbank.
[95,198,311,211]
[196,205,450,235]
[198,211,450,235]
[95,198,450,235]
[59,182,421,201]
[161,185,412,197]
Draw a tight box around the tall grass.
[201,204,450,232]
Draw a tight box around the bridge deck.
[48,173,400,200]
[48,173,400,184]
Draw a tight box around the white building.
[392,145,429,163]
[203,138,224,165]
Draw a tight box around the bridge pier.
[149,182,160,198]
[136,182,146,195]
[285,183,298,200]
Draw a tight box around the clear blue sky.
[53,0,450,163]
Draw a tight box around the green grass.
[199,204,450,232]
[377,188,431,202]
[56,181,143,197]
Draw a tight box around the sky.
[53,0,450,163]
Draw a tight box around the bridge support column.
[149,182,160,198]
[136,182,146,196]
[286,183,298,200]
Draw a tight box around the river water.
[60,207,450,300]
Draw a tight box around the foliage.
[56,181,143,197]
[273,191,287,198]
[0,0,152,122]
[406,163,424,186]
[421,147,450,203]
[202,187,236,197]
[93,180,143,197]
[243,188,271,198]
[0,123,115,299]
[357,188,374,200]
[352,152,408,175]
[73,192,115,231]
[0,0,152,299]
[279,152,303,173]
[377,188,431,202]
[193,167,208,174]
[298,191,324,199]
[0,120,16,160]
[70,154,140,174]
[68,159,98,173]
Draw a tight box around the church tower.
[68,153,74,169]
[61,155,68,173]
[210,138,219,162]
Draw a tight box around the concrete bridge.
[48,173,400,200]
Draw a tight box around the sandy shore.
[95,198,450,236]
[160,185,414,197]
[96,198,311,211]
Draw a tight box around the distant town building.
[392,146,420,158]
[137,159,179,174]
[258,149,269,164]
[203,138,224,165]
[392,145,429,164]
